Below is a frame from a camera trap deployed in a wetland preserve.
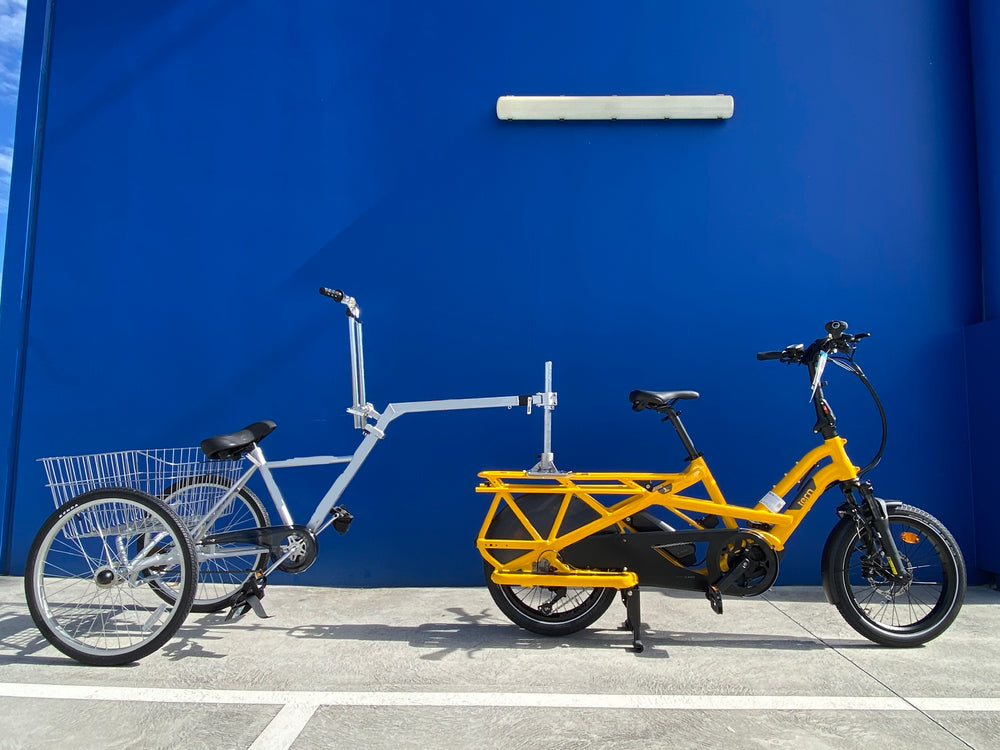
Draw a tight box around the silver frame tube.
[201,292,563,545]
[305,393,530,530]
[348,317,367,429]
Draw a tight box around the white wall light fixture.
[496,94,734,121]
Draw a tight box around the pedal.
[330,505,354,535]
[705,556,751,615]
[706,585,724,615]
[224,573,271,622]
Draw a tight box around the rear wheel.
[156,475,270,613]
[24,488,197,666]
[484,562,616,636]
[826,504,965,646]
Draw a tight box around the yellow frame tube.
[476,437,860,587]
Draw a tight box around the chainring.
[707,530,779,597]
[276,528,319,573]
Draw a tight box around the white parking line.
[2,681,999,711]
[248,703,318,750]
[2,683,997,750]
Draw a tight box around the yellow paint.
[477,437,862,588]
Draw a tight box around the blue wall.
[966,319,1000,575]
[966,0,1000,578]
[0,1,986,586]
[971,0,1000,321]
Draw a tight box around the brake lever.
[781,343,804,363]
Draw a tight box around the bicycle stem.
[348,313,367,430]
[317,288,564,530]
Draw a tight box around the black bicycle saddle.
[629,390,700,411]
[201,420,277,459]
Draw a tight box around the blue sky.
[0,0,26,256]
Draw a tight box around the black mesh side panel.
[484,493,608,565]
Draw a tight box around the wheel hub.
[94,566,121,588]
[862,552,913,596]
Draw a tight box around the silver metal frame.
[207,290,560,573]
[41,291,562,577]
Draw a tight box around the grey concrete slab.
[296,706,974,750]
[764,585,1000,699]
[926,713,1000,750]
[0,697,276,750]
[0,577,998,750]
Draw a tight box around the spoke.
[51,532,104,573]
[840,517,956,630]
[511,586,597,617]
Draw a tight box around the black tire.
[24,488,197,666]
[154,475,270,613]
[484,561,617,636]
[825,504,966,646]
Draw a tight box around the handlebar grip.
[319,287,345,302]
[757,351,783,361]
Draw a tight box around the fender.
[820,499,902,604]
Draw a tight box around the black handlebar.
[320,286,360,319]
[758,320,886,477]
[319,287,345,301]
[759,321,869,365]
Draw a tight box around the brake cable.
[828,354,887,477]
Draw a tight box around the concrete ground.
[0,576,997,749]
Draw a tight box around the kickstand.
[225,573,271,622]
[619,587,644,653]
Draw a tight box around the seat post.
[661,406,701,461]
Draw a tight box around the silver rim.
[31,496,191,657]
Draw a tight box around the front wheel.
[824,504,966,646]
[484,562,617,636]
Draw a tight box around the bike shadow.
[0,611,146,668]
[164,606,834,662]
[0,605,862,667]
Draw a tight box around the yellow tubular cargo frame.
[476,436,860,589]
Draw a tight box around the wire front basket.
[40,447,250,532]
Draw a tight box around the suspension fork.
[840,480,910,583]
